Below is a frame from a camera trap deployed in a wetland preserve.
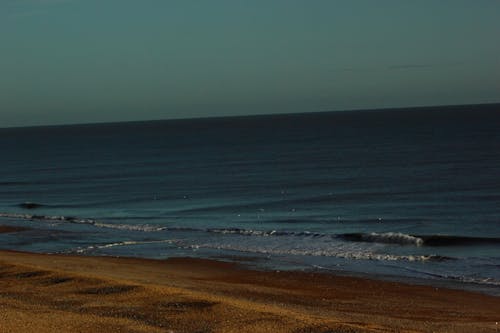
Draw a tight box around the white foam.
[180,242,439,262]
[73,239,175,253]
[0,212,166,232]
[207,228,321,237]
[361,232,424,246]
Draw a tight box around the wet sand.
[0,250,499,333]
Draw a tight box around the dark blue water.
[1,104,500,294]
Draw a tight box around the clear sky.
[1,0,499,127]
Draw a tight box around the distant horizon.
[2,101,499,130]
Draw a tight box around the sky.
[1,0,499,127]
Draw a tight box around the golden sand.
[0,250,499,332]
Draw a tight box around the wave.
[206,228,324,237]
[1,211,457,264]
[399,266,500,287]
[3,211,499,248]
[18,202,45,209]
[418,235,500,246]
[73,239,176,254]
[0,212,166,232]
[339,232,424,246]
[181,242,451,262]
[67,238,452,263]
[435,275,500,287]
[339,232,500,247]
[207,229,500,248]
[0,214,324,237]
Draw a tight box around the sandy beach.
[0,249,499,333]
[1,0,499,330]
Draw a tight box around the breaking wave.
[0,212,166,232]
[67,238,452,263]
[182,242,451,262]
[73,239,176,254]
[2,212,500,248]
[339,232,424,246]
[339,232,500,247]
[206,228,324,237]
[418,235,500,247]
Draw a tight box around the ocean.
[1,104,499,295]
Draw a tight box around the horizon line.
[1,101,499,130]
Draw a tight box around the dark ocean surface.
[1,104,499,294]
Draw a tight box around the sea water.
[1,104,499,294]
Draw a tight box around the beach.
[1,250,499,333]
[1,107,499,332]
[1,0,499,330]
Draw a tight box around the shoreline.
[1,250,499,332]
[1,221,499,298]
